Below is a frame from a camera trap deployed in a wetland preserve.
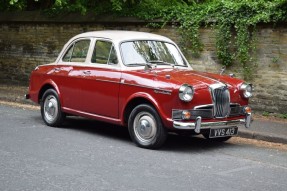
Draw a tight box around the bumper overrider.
[173,107,252,134]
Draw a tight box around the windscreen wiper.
[148,60,170,65]
[127,63,147,67]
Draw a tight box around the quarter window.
[63,40,90,62]
[92,40,118,64]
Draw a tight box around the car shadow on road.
[61,116,131,141]
[162,134,234,153]
[54,116,236,152]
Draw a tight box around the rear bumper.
[24,94,30,99]
[173,113,251,133]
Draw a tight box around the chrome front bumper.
[173,113,252,133]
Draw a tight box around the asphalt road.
[1,105,287,191]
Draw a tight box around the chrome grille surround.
[209,83,231,118]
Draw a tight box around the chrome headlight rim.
[240,83,253,98]
[179,84,194,102]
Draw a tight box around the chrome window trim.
[92,39,119,65]
[59,37,93,64]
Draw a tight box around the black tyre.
[202,133,232,142]
[41,89,65,127]
[128,104,167,149]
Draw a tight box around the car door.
[57,38,92,111]
[79,39,121,118]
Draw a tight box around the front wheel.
[128,104,167,149]
[41,89,65,127]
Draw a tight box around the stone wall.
[192,27,287,114]
[0,22,181,84]
[0,13,286,114]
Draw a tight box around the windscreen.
[121,40,188,67]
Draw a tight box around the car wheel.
[41,89,65,127]
[128,104,167,149]
[202,134,232,142]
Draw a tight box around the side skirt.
[62,107,123,126]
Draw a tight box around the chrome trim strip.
[209,83,226,90]
[62,107,121,124]
[194,103,240,110]
[121,82,172,94]
[194,104,213,109]
[95,79,120,84]
[189,72,221,84]
[154,89,172,95]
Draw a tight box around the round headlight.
[240,83,253,98]
[179,84,194,102]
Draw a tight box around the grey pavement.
[239,118,287,144]
[0,84,286,145]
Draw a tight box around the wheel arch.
[122,93,162,126]
[38,80,61,104]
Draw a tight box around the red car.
[26,31,252,149]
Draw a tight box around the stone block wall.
[0,22,180,84]
[247,27,287,114]
[0,13,286,114]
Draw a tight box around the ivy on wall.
[2,0,287,80]
[159,0,287,80]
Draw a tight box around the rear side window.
[91,40,118,64]
[63,40,90,62]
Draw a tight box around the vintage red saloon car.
[26,30,252,149]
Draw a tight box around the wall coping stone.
[0,11,162,24]
[1,11,286,28]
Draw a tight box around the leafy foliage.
[2,0,287,79]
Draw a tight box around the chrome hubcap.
[44,95,58,123]
[134,112,157,143]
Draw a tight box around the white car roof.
[55,30,190,68]
[71,30,174,43]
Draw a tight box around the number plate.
[209,127,238,138]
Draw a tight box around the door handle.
[54,68,61,72]
[83,70,91,75]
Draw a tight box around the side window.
[91,40,118,64]
[62,40,90,62]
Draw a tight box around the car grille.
[210,84,230,118]
[172,104,244,121]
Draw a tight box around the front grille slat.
[210,84,230,118]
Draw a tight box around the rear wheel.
[41,89,65,127]
[128,104,167,149]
